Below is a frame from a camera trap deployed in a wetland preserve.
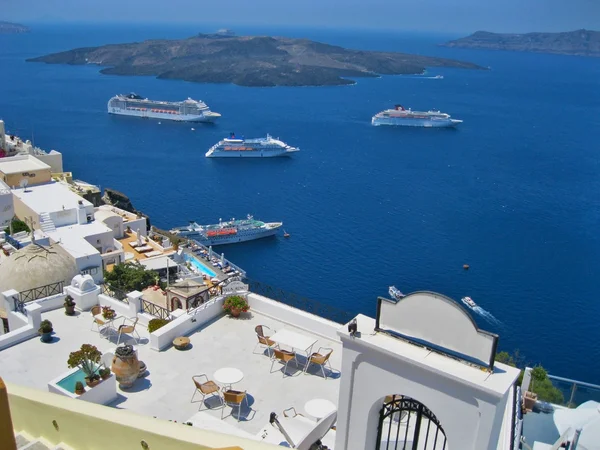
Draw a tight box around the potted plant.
[223,295,249,318]
[64,295,76,316]
[38,319,53,343]
[99,367,111,380]
[74,381,85,395]
[67,344,103,387]
[102,306,116,320]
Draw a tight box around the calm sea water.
[1,24,599,381]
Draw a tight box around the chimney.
[76,199,87,225]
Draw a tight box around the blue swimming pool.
[185,254,217,277]
[57,368,88,393]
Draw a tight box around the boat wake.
[471,306,503,327]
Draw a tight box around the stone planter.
[40,332,53,343]
[85,377,101,388]
[100,371,111,380]
[111,345,140,389]
[64,304,76,316]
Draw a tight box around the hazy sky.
[4,0,599,33]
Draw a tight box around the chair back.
[274,349,294,362]
[255,325,265,337]
[223,390,245,405]
[91,305,101,316]
[129,317,139,329]
[311,349,333,365]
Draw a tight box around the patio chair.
[90,305,107,333]
[221,389,248,421]
[116,317,141,345]
[304,347,333,379]
[268,409,337,450]
[191,374,222,410]
[271,349,300,377]
[254,325,276,357]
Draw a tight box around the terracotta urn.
[111,344,140,389]
[230,308,241,318]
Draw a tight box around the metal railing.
[547,374,600,408]
[246,279,353,325]
[5,234,21,250]
[16,281,64,314]
[141,299,170,320]
[99,284,129,303]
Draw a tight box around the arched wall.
[335,339,505,450]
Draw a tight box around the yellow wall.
[11,195,40,230]
[6,381,276,450]
[2,168,51,187]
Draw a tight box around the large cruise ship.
[107,93,221,122]
[205,133,299,158]
[170,215,282,246]
[371,105,462,128]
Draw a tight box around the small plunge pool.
[56,368,88,393]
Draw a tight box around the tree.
[104,262,160,292]
[530,365,565,404]
[495,350,524,385]
[4,218,30,235]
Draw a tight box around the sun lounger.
[144,250,162,258]
[136,245,153,253]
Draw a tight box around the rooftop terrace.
[0,305,342,438]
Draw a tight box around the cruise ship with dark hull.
[107,93,221,122]
[170,215,282,246]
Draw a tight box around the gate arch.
[376,395,447,450]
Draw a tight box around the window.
[81,267,99,276]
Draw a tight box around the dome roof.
[0,243,79,295]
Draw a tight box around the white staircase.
[14,431,73,450]
[39,213,56,233]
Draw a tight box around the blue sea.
[1,23,599,381]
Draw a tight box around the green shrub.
[148,318,170,333]
[4,218,30,236]
[530,365,565,404]
[104,262,159,292]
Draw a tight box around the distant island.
[444,29,600,58]
[27,33,484,87]
[0,21,30,34]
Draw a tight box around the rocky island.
[0,21,30,34]
[27,33,484,87]
[444,29,600,58]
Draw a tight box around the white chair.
[116,317,140,345]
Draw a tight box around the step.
[15,432,32,449]
[19,439,53,450]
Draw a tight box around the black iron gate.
[376,395,447,450]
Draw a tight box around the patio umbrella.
[136,228,142,246]
[221,253,225,264]
[553,401,600,450]
[209,246,213,259]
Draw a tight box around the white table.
[304,399,337,420]
[270,329,318,356]
[214,367,244,390]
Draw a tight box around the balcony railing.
[99,284,129,303]
[246,279,353,325]
[141,299,170,320]
[16,281,65,315]
[546,374,600,408]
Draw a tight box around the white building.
[0,179,13,229]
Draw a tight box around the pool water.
[185,254,217,277]
[57,368,88,393]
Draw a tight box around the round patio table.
[214,367,244,389]
[305,398,336,420]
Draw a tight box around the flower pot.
[64,305,76,316]
[230,308,241,318]
[40,332,53,343]
[112,346,140,389]
[75,386,85,395]
[85,377,101,388]
[100,371,110,380]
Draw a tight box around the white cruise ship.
[107,93,221,122]
[205,133,299,158]
[372,104,462,128]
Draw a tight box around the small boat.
[283,230,290,238]
[388,286,405,301]
[461,296,477,308]
[433,75,444,79]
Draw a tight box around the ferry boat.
[371,105,462,128]
[170,215,282,246]
[205,133,299,158]
[107,93,221,122]
[461,296,477,309]
[389,286,405,301]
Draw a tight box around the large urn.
[111,344,140,389]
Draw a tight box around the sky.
[3,0,600,33]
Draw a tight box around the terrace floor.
[0,307,342,437]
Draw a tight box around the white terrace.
[0,295,342,439]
